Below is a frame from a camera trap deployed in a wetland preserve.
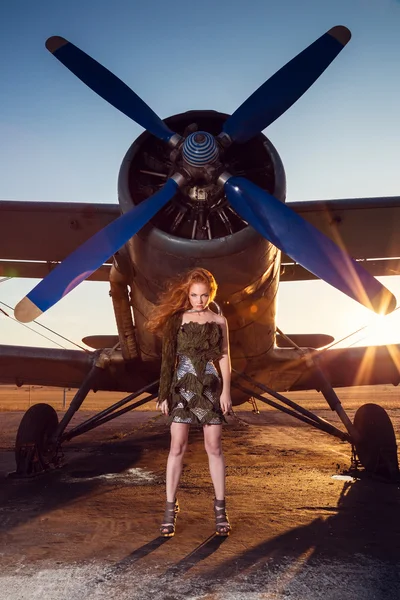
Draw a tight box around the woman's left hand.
[220,391,232,416]
[156,399,169,415]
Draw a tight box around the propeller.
[223,175,396,315]
[45,36,179,145]
[16,25,396,324]
[14,178,181,322]
[222,26,351,144]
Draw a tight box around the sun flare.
[346,309,400,347]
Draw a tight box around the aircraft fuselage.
[116,110,289,398]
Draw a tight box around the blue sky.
[1,0,400,350]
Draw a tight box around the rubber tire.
[15,403,59,474]
[354,403,399,480]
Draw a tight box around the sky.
[1,0,400,351]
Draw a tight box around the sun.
[347,309,400,347]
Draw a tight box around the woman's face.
[188,282,211,311]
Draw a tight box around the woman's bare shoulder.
[215,314,227,327]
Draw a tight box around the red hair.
[146,268,218,335]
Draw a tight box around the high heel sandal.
[214,498,231,536]
[160,499,179,537]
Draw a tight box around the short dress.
[168,321,225,425]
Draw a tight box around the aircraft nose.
[182,131,219,167]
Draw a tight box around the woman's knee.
[169,423,189,458]
[169,440,187,458]
[204,440,223,457]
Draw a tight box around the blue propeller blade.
[14,179,179,322]
[224,176,396,314]
[45,36,176,144]
[223,26,351,144]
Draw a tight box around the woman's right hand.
[156,399,169,415]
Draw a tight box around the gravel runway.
[0,388,399,599]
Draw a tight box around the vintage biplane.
[1,26,399,479]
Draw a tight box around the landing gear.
[15,403,60,476]
[271,331,399,481]
[233,364,400,482]
[13,377,160,477]
[248,396,260,414]
[353,403,399,481]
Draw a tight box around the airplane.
[0,25,399,481]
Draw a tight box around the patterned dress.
[168,320,225,425]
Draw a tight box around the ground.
[0,385,399,599]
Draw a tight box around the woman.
[147,268,232,538]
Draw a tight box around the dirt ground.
[0,385,399,600]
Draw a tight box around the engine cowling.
[118,111,286,364]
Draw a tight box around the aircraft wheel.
[15,403,59,476]
[353,403,399,480]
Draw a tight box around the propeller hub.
[182,131,219,167]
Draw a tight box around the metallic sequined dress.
[169,321,224,425]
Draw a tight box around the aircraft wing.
[246,343,400,393]
[0,201,120,280]
[1,197,399,280]
[291,344,400,390]
[281,196,400,280]
[1,340,398,398]
[0,344,155,391]
[0,344,96,388]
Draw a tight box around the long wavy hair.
[146,268,218,335]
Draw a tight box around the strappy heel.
[160,499,180,537]
[214,498,231,536]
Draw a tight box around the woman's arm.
[218,317,232,415]
[157,313,180,413]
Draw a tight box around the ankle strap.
[214,498,226,507]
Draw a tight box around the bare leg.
[160,423,189,535]
[203,424,225,500]
[166,422,189,502]
[204,424,230,534]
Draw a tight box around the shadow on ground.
[191,478,400,598]
[0,424,170,534]
[99,477,400,599]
